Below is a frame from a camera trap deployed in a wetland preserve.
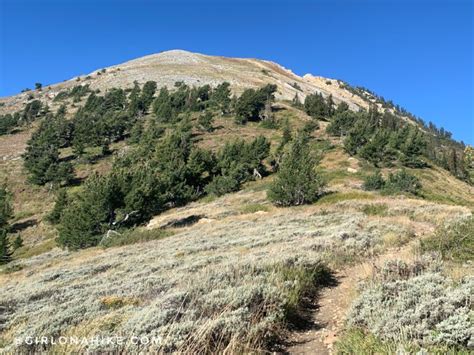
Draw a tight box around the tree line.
[298,91,472,182]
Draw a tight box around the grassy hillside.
[0,51,472,353]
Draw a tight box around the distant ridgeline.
[0,80,472,250]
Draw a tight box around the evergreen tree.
[359,131,396,167]
[268,133,325,206]
[326,94,335,116]
[335,101,349,113]
[292,92,303,108]
[447,148,459,176]
[384,169,422,195]
[0,229,12,264]
[13,235,23,250]
[304,92,329,119]
[139,81,157,113]
[22,100,43,123]
[23,120,74,186]
[197,111,214,132]
[0,186,13,264]
[327,110,357,137]
[153,87,174,122]
[210,82,232,113]
[0,186,13,229]
[235,84,277,124]
[57,174,118,250]
[47,189,69,224]
[363,171,385,190]
[344,120,369,155]
[129,120,144,144]
[400,127,426,168]
[127,82,141,117]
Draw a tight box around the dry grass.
[0,183,469,352]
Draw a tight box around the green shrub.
[259,118,279,129]
[362,171,385,191]
[384,169,421,195]
[421,216,474,262]
[205,174,240,196]
[268,133,325,206]
[301,120,319,134]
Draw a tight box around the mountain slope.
[1,49,374,113]
[0,50,472,354]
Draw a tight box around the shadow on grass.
[161,214,205,228]
[10,218,38,233]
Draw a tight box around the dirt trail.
[286,245,415,354]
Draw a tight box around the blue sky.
[1,0,472,144]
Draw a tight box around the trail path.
[286,245,414,354]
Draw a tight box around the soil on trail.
[286,245,414,354]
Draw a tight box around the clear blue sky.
[1,0,473,144]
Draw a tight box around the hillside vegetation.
[0,50,472,353]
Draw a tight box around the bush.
[362,171,385,191]
[421,216,474,262]
[205,174,240,196]
[347,258,473,349]
[384,169,421,195]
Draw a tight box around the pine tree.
[129,120,144,144]
[326,94,335,116]
[57,174,117,250]
[153,87,174,122]
[13,235,23,250]
[210,82,231,114]
[24,118,74,185]
[278,119,292,151]
[0,186,13,264]
[0,186,13,229]
[235,84,277,124]
[0,229,12,264]
[363,171,385,190]
[335,101,349,113]
[128,82,141,117]
[304,92,328,119]
[268,133,325,206]
[292,93,303,108]
[47,189,69,224]
[197,112,214,132]
[139,81,157,113]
